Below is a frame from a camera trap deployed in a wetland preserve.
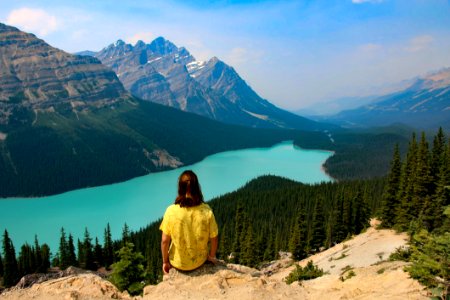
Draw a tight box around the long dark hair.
[175,170,204,207]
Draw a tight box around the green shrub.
[406,230,449,293]
[339,266,356,281]
[389,246,411,261]
[109,242,146,296]
[284,261,324,284]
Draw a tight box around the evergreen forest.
[1,128,448,296]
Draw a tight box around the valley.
[0,3,449,297]
[0,141,333,256]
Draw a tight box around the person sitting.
[160,170,219,274]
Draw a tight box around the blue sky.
[1,0,449,110]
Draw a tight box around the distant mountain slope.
[294,95,379,117]
[93,38,332,130]
[0,23,127,128]
[324,68,450,130]
[0,23,304,197]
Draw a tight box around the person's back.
[160,170,218,273]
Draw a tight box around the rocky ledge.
[1,224,429,300]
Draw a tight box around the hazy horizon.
[1,0,449,110]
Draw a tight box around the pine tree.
[104,223,114,268]
[380,144,402,227]
[81,228,95,270]
[430,127,446,192]
[254,233,266,263]
[446,138,450,183]
[309,198,326,252]
[58,227,69,270]
[396,133,418,230]
[34,235,42,273]
[334,193,347,242]
[232,203,246,263]
[0,251,3,277]
[67,234,77,267]
[240,224,257,267]
[342,195,354,236]
[263,234,275,261]
[2,230,19,287]
[18,243,34,276]
[109,242,146,295]
[40,244,51,272]
[413,132,432,216]
[0,252,3,277]
[288,207,307,260]
[423,161,450,231]
[217,224,229,261]
[353,192,370,234]
[122,224,130,247]
[77,239,84,269]
[94,237,104,268]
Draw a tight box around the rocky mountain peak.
[0,22,18,33]
[115,39,125,46]
[134,40,146,48]
[406,67,450,92]
[0,22,128,126]
[149,36,178,55]
[421,67,450,89]
[209,56,220,64]
[95,35,329,130]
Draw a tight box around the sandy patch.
[272,219,409,280]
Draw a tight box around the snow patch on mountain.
[242,109,269,120]
[186,60,206,78]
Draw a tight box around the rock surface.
[1,222,428,300]
[1,274,131,300]
[325,67,450,130]
[94,38,329,130]
[0,23,128,126]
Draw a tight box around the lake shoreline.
[1,141,335,200]
[0,141,333,251]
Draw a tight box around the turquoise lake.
[0,141,332,251]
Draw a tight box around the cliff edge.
[1,221,428,300]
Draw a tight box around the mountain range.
[0,23,310,197]
[79,38,329,130]
[322,68,450,130]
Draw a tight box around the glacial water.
[0,141,332,251]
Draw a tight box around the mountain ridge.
[92,38,332,130]
[323,67,450,130]
[0,23,128,130]
[0,23,306,197]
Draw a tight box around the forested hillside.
[2,128,448,294]
[380,127,449,232]
[378,128,449,295]
[125,175,383,283]
[294,128,410,179]
[0,99,302,197]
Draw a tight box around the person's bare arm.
[207,236,219,263]
[161,233,171,274]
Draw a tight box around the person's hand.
[162,262,171,274]
[207,255,218,265]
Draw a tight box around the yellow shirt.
[160,203,218,271]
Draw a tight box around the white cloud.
[6,7,59,36]
[405,35,434,52]
[352,0,384,4]
[126,32,155,45]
